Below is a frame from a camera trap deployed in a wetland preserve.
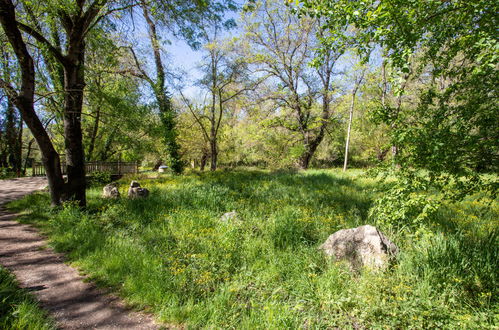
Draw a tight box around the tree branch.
[17,22,66,65]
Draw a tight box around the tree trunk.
[210,138,218,171]
[62,49,86,206]
[22,138,35,176]
[200,148,209,171]
[2,50,22,174]
[87,104,100,161]
[16,113,22,176]
[298,151,312,169]
[5,98,19,171]
[343,91,357,172]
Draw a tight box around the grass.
[7,169,498,328]
[0,266,55,329]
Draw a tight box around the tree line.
[1,0,497,206]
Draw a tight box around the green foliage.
[0,266,55,329]
[8,170,498,328]
[296,0,499,175]
[0,167,16,179]
[87,171,112,187]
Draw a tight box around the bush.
[87,171,112,187]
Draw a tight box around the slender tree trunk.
[210,138,218,171]
[343,90,358,172]
[5,98,18,170]
[2,51,22,174]
[15,112,22,176]
[87,104,100,161]
[381,59,387,108]
[22,138,34,176]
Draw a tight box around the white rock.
[127,181,149,198]
[319,225,398,270]
[102,183,120,198]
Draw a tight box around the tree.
[0,0,66,205]
[296,0,499,177]
[0,44,22,174]
[243,0,347,169]
[121,0,184,174]
[181,30,254,171]
[343,61,366,171]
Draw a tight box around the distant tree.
[242,0,347,169]
[0,43,22,174]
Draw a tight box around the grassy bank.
[8,169,498,328]
[0,266,55,329]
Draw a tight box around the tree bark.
[62,50,87,206]
[87,104,100,161]
[200,149,208,171]
[210,138,218,171]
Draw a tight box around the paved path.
[0,177,161,329]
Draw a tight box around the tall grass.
[8,169,498,328]
[0,266,55,329]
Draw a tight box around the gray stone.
[127,181,149,198]
[220,211,238,222]
[102,183,120,199]
[130,181,141,188]
[319,225,398,270]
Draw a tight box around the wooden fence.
[32,161,138,177]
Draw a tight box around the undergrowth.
[8,169,498,328]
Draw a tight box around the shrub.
[87,171,112,187]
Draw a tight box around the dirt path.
[0,177,161,329]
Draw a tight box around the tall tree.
[0,47,23,174]
[133,0,239,173]
[181,31,254,171]
[0,0,65,205]
[1,0,126,205]
[125,0,184,173]
[243,0,346,169]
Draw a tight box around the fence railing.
[32,161,138,177]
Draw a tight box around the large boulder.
[127,181,149,198]
[319,225,398,270]
[102,183,120,198]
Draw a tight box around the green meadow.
[8,169,498,328]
